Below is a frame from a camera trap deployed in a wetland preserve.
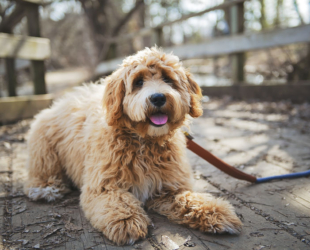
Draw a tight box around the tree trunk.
[260,0,267,29]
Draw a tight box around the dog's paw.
[175,192,242,234]
[204,209,242,234]
[187,198,242,234]
[27,186,64,202]
[104,213,150,245]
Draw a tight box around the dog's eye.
[162,76,172,84]
[135,79,144,87]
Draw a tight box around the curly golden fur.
[24,47,242,245]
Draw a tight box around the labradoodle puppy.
[24,47,242,245]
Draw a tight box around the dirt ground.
[0,98,310,250]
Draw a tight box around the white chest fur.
[130,175,162,203]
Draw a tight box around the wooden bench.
[0,0,51,97]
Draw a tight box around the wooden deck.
[1,98,310,249]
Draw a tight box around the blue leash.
[256,170,310,183]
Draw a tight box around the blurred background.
[2,3,310,249]
[0,0,310,103]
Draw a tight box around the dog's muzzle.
[149,93,168,127]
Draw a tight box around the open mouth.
[149,113,168,127]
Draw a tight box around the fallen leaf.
[33,243,40,249]
[12,206,27,215]
[182,235,196,247]
[65,218,83,231]
[133,244,143,249]
[18,239,29,245]
[3,142,11,149]
[253,245,271,250]
[283,222,295,226]
[161,235,179,250]
[250,232,264,237]
[43,227,61,239]
[48,213,62,218]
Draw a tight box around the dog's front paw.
[186,197,242,234]
[175,192,242,234]
[104,212,150,245]
[201,204,242,234]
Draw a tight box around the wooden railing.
[1,0,309,101]
[0,0,50,96]
[95,0,310,86]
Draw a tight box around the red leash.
[185,134,257,183]
[185,133,310,183]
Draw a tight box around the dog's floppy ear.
[102,72,125,126]
[186,71,203,118]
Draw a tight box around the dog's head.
[103,47,202,138]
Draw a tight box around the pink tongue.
[150,113,168,125]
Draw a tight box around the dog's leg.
[147,191,242,234]
[24,133,69,202]
[80,187,151,245]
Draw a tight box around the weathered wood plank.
[0,166,10,249]
[22,0,48,4]
[95,25,310,75]
[4,58,17,97]
[26,2,47,95]
[230,1,245,84]
[200,84,310,103]
[0,140,13,249]
[0,33,51,60]
[0,59,29,75]
[169,24,310,59]
[30,60,47,95]
[189,102,310,246]
[2,98,310,249]
[0,94,53,123]
[170,24,310,59]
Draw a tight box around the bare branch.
[0,4,25,32]
[98,0,144,62]
[0,2,15,23]
[111,0,144,37]
[293,0,305,25]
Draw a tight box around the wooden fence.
[1,0,309,103]
[95,0,310,99]
[0,0,50,97]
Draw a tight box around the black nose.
[150,93,166,107]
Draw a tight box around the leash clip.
[183,131,194,140]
